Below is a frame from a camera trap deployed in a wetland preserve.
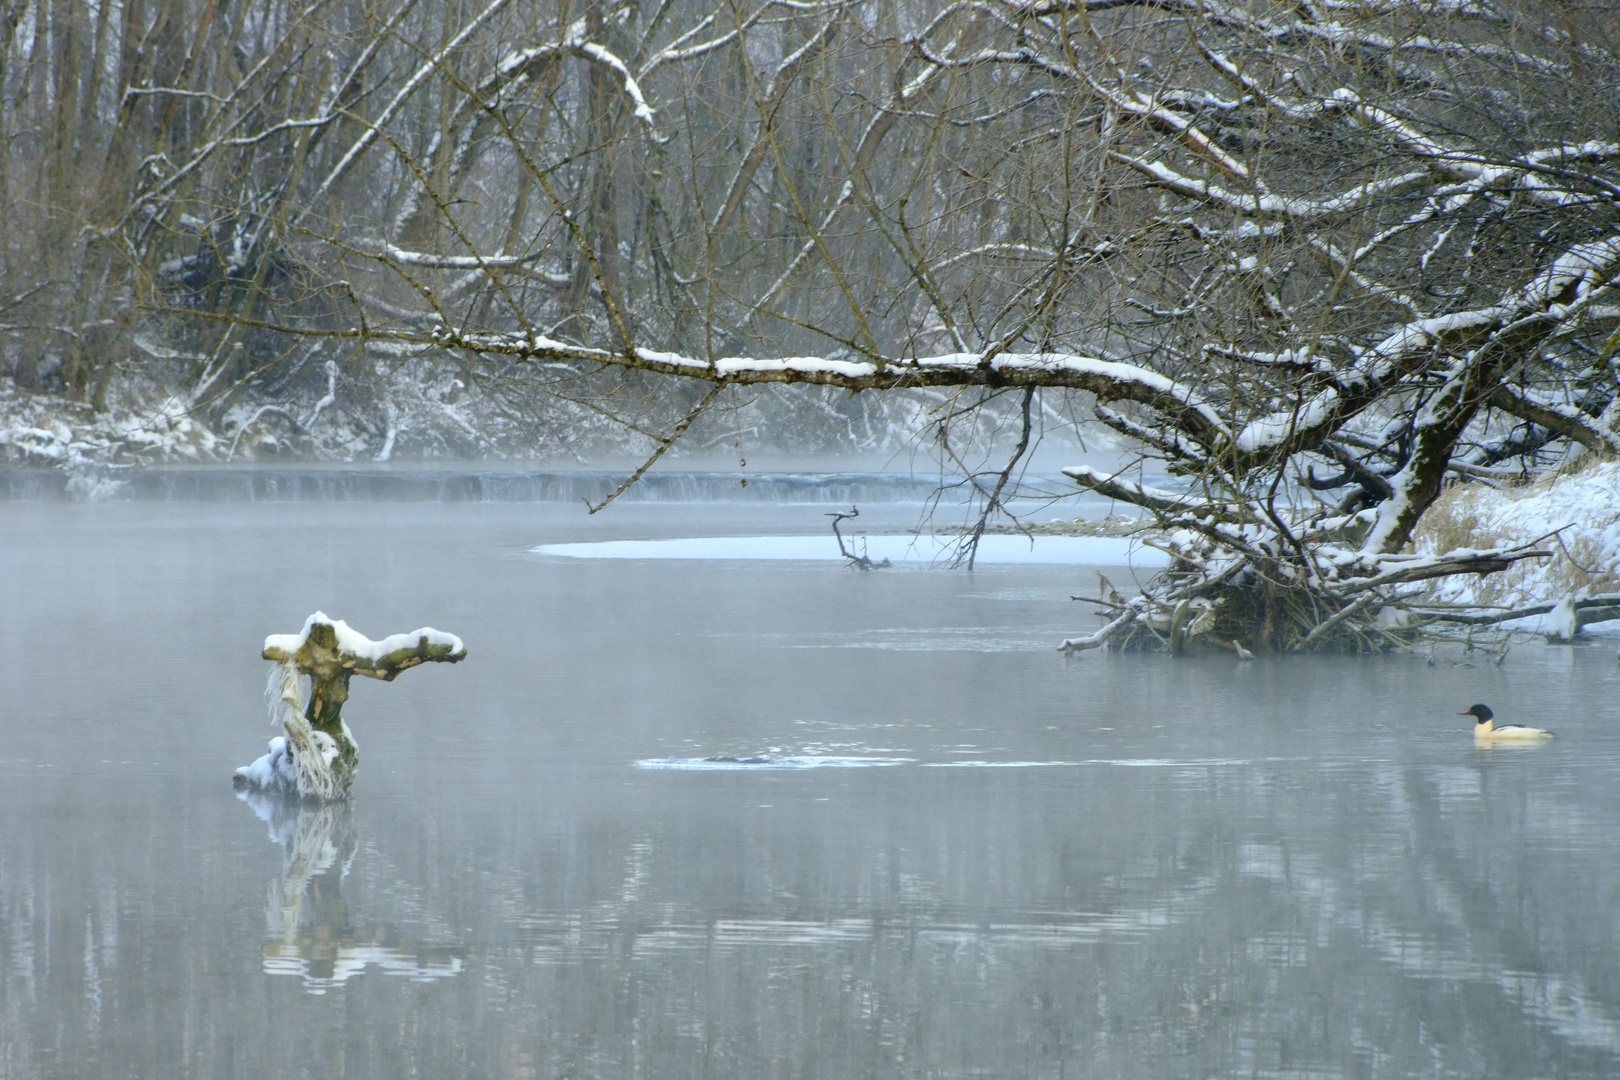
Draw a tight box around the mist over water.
[2,494,1619,1078]
[0,449,1167,514]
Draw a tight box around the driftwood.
[1411,594,1620,632]
[1059,463,1564,654]
[236,612,466,800]
[827,507,889,571]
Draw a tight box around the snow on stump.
[234,612,467,801]
[1544,596,1580,643]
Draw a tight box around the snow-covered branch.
[36,0,1616,650]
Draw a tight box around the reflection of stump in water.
[238,790,462,993]
[234,612,466,800]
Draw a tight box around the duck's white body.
[1463,704,1554,744]
[1474,720,1555,744]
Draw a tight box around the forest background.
[2,0,1618,647]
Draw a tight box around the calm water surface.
[2,500,1619,1079]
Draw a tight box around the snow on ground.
[1415,460,1620,618]
[0,381,219,497]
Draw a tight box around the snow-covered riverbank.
[0,369,1075,500]
[0,381,218,497]
[1416,460,1620,617]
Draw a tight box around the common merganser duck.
[1462,704,1554,743]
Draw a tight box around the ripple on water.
[635,755,913,770]
[635,756,1258,770]
[923,758,1252,768]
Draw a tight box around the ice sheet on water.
[533,533,1170,565]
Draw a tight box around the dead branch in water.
[827,508,889,571]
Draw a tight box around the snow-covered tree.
[6,0,1619,646]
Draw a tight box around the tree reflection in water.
[237,791,462,994]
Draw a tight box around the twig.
[955,385,1035,569]
[586,384,723,513]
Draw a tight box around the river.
[1,486,1617,1078]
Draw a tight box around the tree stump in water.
[235,612,466,800]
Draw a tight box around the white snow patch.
[263,611,466,664]
[1545,596,1580,642]
[235,735,299,791]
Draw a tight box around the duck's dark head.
[1459,703,1494,724]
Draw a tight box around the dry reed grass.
[1415,463,1620,608]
